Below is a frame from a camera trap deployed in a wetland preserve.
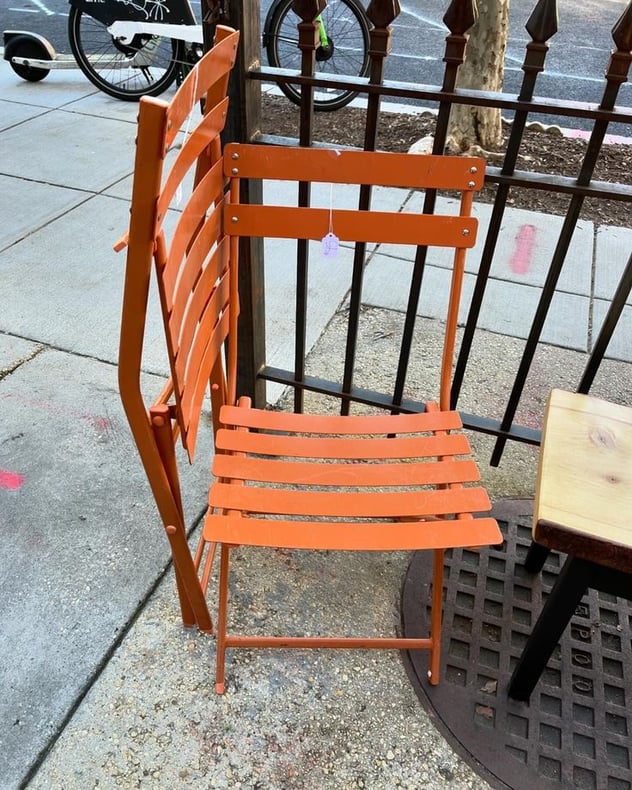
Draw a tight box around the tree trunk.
[447,0,510,153]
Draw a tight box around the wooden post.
[203,0,267,407]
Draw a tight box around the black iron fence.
[207,0,632,465]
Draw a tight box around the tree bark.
[447,0,510,153]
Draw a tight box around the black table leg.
[508,556,593,702]
[524,540,550,573]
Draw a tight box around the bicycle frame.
[69,0,200,43]
[69,0,196,27]
[316,15,331,49]
[71,0,331,62]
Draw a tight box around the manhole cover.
[401,500,632,790]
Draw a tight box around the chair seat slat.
[219,404,462,434]
[209,481,491,518]
[215,428,471,459]
[213,455,481,487]
[204,514,501,552]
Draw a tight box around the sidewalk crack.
[0,343,46,383]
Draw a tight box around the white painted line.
[397,5,444,31]
[31,0,55,15]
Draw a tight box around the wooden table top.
[535,389,632,552]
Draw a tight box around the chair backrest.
[223,143,484,412]
[121,41,484,477]
[119,26,240,474]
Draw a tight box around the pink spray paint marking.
[0,469,24,490]
[509,223,537,275]
[0,393,111,432]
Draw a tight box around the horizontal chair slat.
[215,429,471,459]
[158,98,229,220]
[204,514,502,551]
[224,205,477,248]
[212,456,481,487]
[165,30,239,147]
[209,482,491,518]
[219,404,462,434]
[224,143,486,191]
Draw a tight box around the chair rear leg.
[215,543,231,694]
[173,557,197,628]
[428,548,445,685]
[167,526,214,633]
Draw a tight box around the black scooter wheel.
[5,35,52,81]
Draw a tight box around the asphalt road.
[2,0,630,131]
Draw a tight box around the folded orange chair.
[119,30,502,694]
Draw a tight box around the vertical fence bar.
[451,0,559,408]
[291,0,324,412]
[391,0,477,408]
[490,2,632,465]
[340,0,400,415]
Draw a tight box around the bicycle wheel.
[264,0,370,111]
[68,6,183,101]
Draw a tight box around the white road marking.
[397,4,444,31]
[31,0,55,14]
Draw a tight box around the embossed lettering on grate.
[402,500,632,790]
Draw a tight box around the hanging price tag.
[322,182,339,259]
[321,231,340,258]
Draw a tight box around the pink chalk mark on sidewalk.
[0,469,24,490]
[509,223,537,275]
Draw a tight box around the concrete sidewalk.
[1,62,631,790]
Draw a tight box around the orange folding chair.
[117,25,240,634]
[119,32,502,694]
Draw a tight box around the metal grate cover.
[401,500,632,790]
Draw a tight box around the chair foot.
[524,540,550,573]
[215,682,225,695]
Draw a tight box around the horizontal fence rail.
[208,0,632,465]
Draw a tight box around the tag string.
[328,182,334,235]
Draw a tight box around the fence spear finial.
[525,0,558,44]
[612,0,632,52]
[442,0,478,36]
[292,0,327,20]
[366,0,401,29]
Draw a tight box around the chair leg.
[524,540,550,573]
[508,556,592,702]
[215,543,230,695]
[428,548,445,685]
[167,526,214,633]
[173,564,197,628]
